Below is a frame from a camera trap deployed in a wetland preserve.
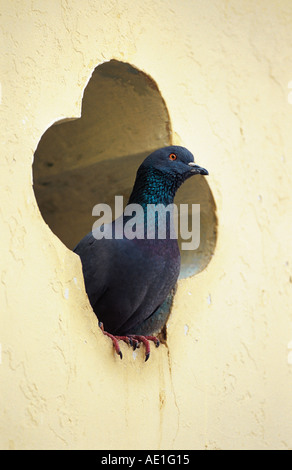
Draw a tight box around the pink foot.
[99,322,160,361]
[129,335,160,361]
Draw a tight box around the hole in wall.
[33,59,217,334]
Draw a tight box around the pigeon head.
[128,146,208,206]
[141,146,208,179]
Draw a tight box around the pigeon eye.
[169,153,177,161]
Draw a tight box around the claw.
[99,322,123,359]
[132,338,139,350]
[131,335,159,361]
[132,335,150,360]
[147,336,160,348]
[98,323,160,361]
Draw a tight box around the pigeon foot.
[99,322,159,361]
[128,335,160,361]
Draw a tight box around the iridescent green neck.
[128,166,183,208]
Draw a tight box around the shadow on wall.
[33,59,217,280]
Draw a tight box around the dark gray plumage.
[74,146,208,359]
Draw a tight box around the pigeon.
[74,146,208,360]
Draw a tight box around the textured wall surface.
[1,0,292,450]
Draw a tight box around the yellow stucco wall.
[1,0,292,450]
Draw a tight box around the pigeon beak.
[188,162,209,175]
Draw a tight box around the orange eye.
[169,153,177,161]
